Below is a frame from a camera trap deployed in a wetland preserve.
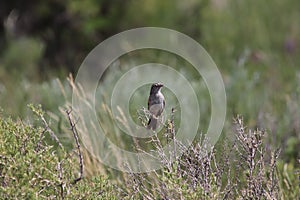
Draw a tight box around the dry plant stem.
[57,161,64,199]
[233,115,280,199]
[171,107,176,161]
[36,128,47,151]
[66,109,84,184]
[119,114,282,199]
[40,112,64,149]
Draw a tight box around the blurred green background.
[0,0,299,163]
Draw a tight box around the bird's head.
[150,83,164,94]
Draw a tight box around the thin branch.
[171,107,176,161]
[66,108,84,184]
[35,128,47,152]
[40,112,64,149]
[57,161,64,199]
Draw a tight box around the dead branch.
[40,112,64,149]
[66,108,84,184]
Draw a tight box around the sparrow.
[147,83,165,130]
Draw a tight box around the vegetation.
[0,105,116,199]
[1,106,299,199]
[0,0,299,199]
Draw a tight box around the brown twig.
[40,112,64,149]
[66,108,84,184]
[35,128,47,152]
[171,108,176,161]
[57,161,64,199]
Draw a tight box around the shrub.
[120,116,299,199]
[0,106,116,199]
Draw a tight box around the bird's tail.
[147,116,158,130]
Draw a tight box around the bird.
[147,83,165,130]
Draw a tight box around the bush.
[120,116,299,199]
[0,104,299,199]
[0,106,116,199]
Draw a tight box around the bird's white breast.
[149,103,164,116]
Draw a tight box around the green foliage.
[0,37,43,81]
[0,109,116,199]
[0,106,299,199]
[277,161,300,199]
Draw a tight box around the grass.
[0,104,299,199]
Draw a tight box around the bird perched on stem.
[147,83,165,130]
